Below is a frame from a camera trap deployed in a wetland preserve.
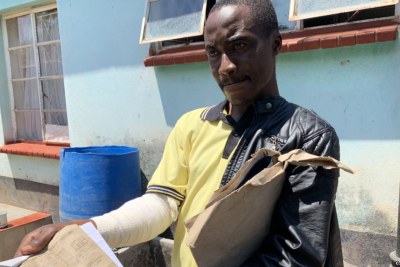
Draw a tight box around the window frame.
[289,0,399,21]
[143,2,399,67]
[2,3,68,142]
[139,0,208,44]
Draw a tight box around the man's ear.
[273,33,282,55]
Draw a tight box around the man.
[16,0,343,266]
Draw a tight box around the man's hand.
[14,223,66,257]
[14,219,94,257]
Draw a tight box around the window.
[140,0,209,44]
[141,0,295,51]
[142,0,399,44]
[142,0,399,66]
[302,4,396,28]
[289,0,399,21]
[3,4,68,142]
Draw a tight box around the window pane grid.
[12,79,40,110]
[8,44,34,51]
[6,15,33,48]
[15,110,42,141]
[38,43,63,76]
[35,9,60,42]
[11,77,37,82]
[140,0,208,43]
[31,11,46,141]
[9,47,36,79]
[39,75,63,80]
[6,7,67,142]
[41,78,66,111]
[36,40,60,46]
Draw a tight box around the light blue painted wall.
[0,0,398,234]
[0,20,12,145]
[276,40,400,235]
[0,0,60,185]
[56,0,223,173]
[0,0,53,13]
[277,40,400,140]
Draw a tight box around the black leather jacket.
[206,96,343,267]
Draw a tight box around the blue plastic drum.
[59,146,140,221]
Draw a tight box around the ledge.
[144,18,399,67]
[0,212,52,232]
[0,142,70,159]
[144,44,207,67]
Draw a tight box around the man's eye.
[233,43,246,50]
[207,50,219,58]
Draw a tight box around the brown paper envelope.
[185,148,354,267]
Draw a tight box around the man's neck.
[228,104,249,122]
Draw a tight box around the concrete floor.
[0,203,53,261]
[0,203,37,223]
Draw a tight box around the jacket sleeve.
[242,129,341,267]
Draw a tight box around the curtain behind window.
[7,9,67,141]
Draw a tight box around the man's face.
[204,5,281,106]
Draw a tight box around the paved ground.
[0,203,37,223]
[0,203,53,261]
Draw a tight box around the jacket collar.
[200,96,287,122]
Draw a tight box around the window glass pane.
[6,15,33,47]
[290,0,399,20]
[44,111,68,126]
[44,123,69,141]
[38,43,63,76]
[35,9,60,42]
[15,110,42,140]
[9,47,36,79]
[141,0,207,43]
[12,80,40,110]
[41,78,66,111]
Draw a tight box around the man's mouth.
[221,77,249,88]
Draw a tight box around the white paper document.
[0,256,30,267]
[80,222,122,267]
[0,223,122,267]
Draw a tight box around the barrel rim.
[61,145,139,156]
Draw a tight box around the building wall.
[55,0,222,176]
[0,0,398,243]
[0,20,12,145]
[277,40,400,236]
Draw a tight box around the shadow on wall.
[154,63,223,127]
[0,175,59,220]
[336,186,396,266]
[336,187,395,235]
[341,229,396,267]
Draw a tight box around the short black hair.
[209,0,279,36]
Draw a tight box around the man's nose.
[218,54,236,76]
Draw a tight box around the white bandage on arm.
[91,193,179,248]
